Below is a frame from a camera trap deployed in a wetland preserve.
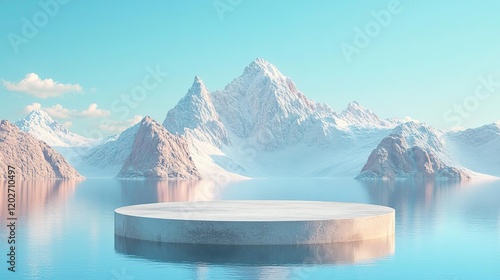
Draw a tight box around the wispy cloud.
[4,73,82,98]
[62,121,73,128]
[99,115,143,133]
[24,103,110,118]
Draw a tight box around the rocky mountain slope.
[357,122,471,180]
[118,117,199,179]
[80,123,140,177]
[0,120,81,180]
[80,116,199,178]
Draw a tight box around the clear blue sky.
[1,0,500,137]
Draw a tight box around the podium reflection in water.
[115,234,394,266]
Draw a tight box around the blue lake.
[1,178,499,279]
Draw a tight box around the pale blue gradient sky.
[1,0,500,136]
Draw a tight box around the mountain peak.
[15,109,92,148]
[187,76,209,97]
[252,58,273,67]
[119,115,200,179]
[18,109,65,133]
[26,109,54,123]
[243,58,284,80]
[396,121,433,133]
[139,116,158,127]
[28,109,48,116]
[338,101,389,127]
[346,101,364,112]
[0,120,16,131]
[193,75,203,85]
[141,115,154,122]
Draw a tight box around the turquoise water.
[1,178,499,279]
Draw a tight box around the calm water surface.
[1,178,499,279]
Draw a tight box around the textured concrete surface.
[115,200,395,245]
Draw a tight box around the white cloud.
[45,104,72,118]
[80,103,110,118]
[99,115,143,133]
[4,73,82,98]
[62,121,73,128]
[403,116,419,123]
[23,103,110,119]
[24,102,42,113]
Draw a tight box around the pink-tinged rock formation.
[357,132,470,180]
[0,120,82,180]
[118,117,200,179]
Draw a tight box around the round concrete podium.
[114,200,395,245]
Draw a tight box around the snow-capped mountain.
[335,101,399,128]
[15,110,98,167]
[6,58,498,180]
[163,76,229,147]
[357,122,471,180]
[446,123,500,177]
[118,117,199,179]
[210,58,335,149]
[162,59,500,180]
[15,110,93,147]
[163,58,400,179]
[0,120,81,180]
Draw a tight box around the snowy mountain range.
[3,59,499,180]
[15,110,99,167]
[15,110,93,148]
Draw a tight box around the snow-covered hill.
[0,120,81,180]
[446,123,500,177]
